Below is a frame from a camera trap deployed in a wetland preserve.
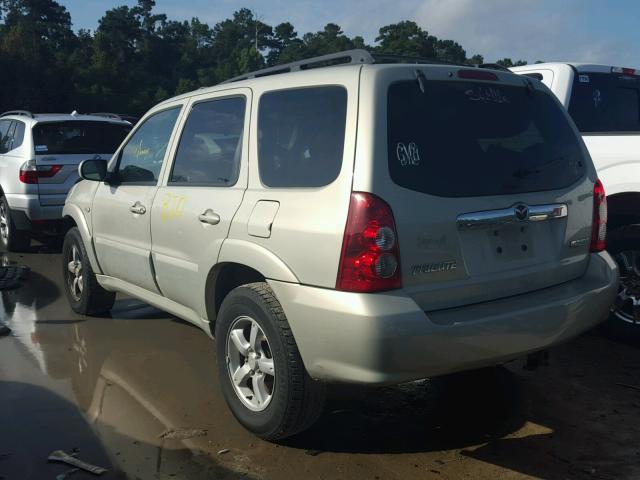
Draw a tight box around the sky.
[60,0,640,66]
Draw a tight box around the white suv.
[62,50,618,439]
[511,63,640,331]
[0,111,131,251]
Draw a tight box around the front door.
[92,106,182,292]
[150,90,250,317]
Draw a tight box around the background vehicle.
[512,63,640,333]
[0,110,131,251]
[62,50,618,440]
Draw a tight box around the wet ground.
[1,244,640,480]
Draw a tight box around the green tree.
[0,0,76,110]
[0,3,537,116]
[496,58,528,68]
[469,54,485,65]
[267,22,303,65]
[375,21,437,58]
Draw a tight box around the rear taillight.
[19,160,62,184]
[336,192,402,293]
[611,66,636,76]
[590,179,607,252]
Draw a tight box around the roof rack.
[89,112,123,120]
[0,110,34,119]
[220,49,468,84]
[370,52,465,66]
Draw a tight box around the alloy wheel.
[0,202,9,243]
[226,315,276,411]
[67,244,84,302]
[612,250,640,325]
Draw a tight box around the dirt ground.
[1,244,639,480]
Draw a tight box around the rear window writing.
[387,80,586,197]
[33,121,131,155]
[568,72,640,133]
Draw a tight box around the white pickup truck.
[512,63,640,333]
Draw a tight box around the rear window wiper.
[415,70,427,94]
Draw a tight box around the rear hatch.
[33,120,131,206]
[379,68,595,311]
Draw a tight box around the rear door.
[32,121,131,206]
[150,89,250,317]
[92,107,182,292]
[363,67,595,311]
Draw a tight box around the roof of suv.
[511,62,640,74]
[155,49,524,109]
[0,111,132,125]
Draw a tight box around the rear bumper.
[5,194,63,230]
[268,252,618,384]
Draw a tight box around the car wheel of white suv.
[62,227,115,315]
[215,282,326,440]
[607,226,640,337]
[0,196,30,252]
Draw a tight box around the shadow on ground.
[0,381,251,480]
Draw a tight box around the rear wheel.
[607,226,640,338]
[215,282,325,440]
[62,227,115,315]
[0,196,30,252]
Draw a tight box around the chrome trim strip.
[457,203,567,230]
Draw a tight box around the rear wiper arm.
[415,69,427,94]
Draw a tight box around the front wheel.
[62,227,115,315]
[215,282,325,440]
[607,226,640,338]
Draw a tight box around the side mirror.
[79,159,108,182]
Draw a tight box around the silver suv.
[61,50,619,440]
[0,111,131,251]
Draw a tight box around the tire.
[62,227,115,315]
[0,196,30,252]
[215,282,325,440]
[605,225,640,339]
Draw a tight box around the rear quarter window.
[387,80,586,197]
[568,72,640,133]
[258,86,347,188]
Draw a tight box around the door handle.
[198,209,220,225]
[129,202,146,215]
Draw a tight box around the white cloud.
[411,0,635,65]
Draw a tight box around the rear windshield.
[568,72,640,133]
[387,80,586,197]
[33,121,131,155]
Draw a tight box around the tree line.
[0,0,529,116]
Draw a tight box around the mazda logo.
[514,204,529,221]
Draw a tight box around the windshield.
[568,72,640,133]
[33,121,131,155]
[387,80,586,197]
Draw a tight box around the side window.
[117,107,181,184]
[0,120,12,154]
[10,121,25,151]
[170,97,246,186]
[258,86,347,188]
